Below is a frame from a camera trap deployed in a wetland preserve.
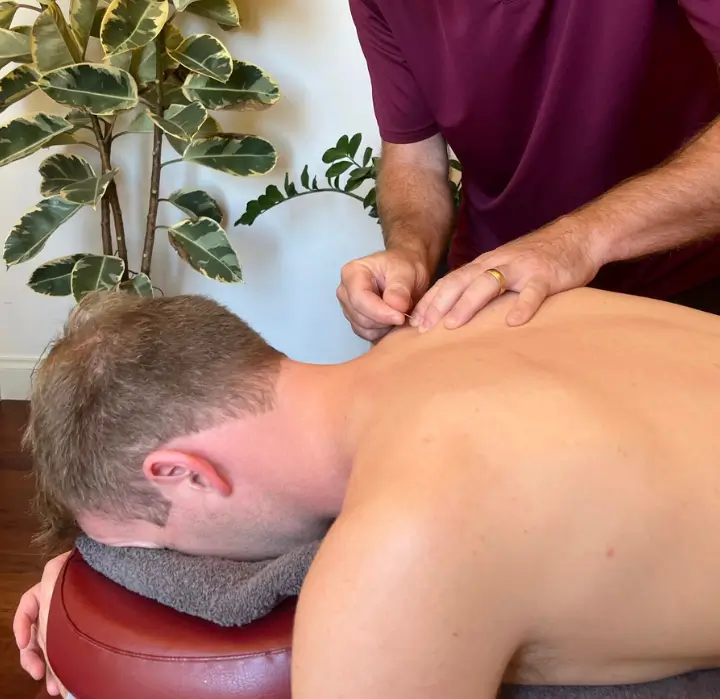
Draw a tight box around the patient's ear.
[142,450,232,497]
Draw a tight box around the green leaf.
[300,164,309,190]
[449,158,462,172]
[234,183,286,226]
[0,64,37,112]
[182,60,279,111]
[311,175,318,190]
[0,2,18,30]
[37,62,138,115]
[344,175,365,193]
[321,147,345,164]
[163,22,183,51]
[100,0,168,55]
[362,146,372,167]
[363,187,376,210]
[27,253,86,296]
[70,0,99,53]
[0,112,72,167]
[39,152,115,206]
[31,4,82,74]
[336,134,349,153]
[3,196,81,266]
[348,133,361,159]
[130,38,157,85]
[119,272,153,296]
[167,216,242,283]
[0,26,30,64]
[165,109,218,156]
[40,152,94,193]
[103,45,132,69]
[346,165,372,183]
[182,134,276,177]
[167,188,222,223]
[41,132,81,149]
[65,108,93,127]
[325,160,352,178]
[167,33,231,82]
[283,172,297,197]
[148,100,206,140]
[125,106,152,132]
[183,0,240,29]
[89,4,105,37]
[71,253,125,301]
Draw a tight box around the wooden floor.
[0,401,51,699]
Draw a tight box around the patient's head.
[26,291,329,561]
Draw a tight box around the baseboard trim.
[0,356,38,401]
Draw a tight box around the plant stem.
[160,158,182,168]
[90,115,128,272]
[293,188,366,203]
[141,36,165,276]
[16,3,41,11]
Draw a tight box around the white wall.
[0,0,382,399]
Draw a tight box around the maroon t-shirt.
[350,0,720,299]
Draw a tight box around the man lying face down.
[19,286,720,698]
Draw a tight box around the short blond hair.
[25,291,283,553]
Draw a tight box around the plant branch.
[141,36,165,276]
[16,3,41,11]
[160,158,182,168]
[294,187,366,203]
[91,115,128,271]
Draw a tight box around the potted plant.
[1,0,278,300]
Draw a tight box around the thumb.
[383,280,413,314]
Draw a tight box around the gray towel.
[75,534,320,627]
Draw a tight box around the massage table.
[47,550,294,699]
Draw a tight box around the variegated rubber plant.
[236,133,463,227]
[0,0,279,300]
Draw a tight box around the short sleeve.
[680,0,720,61]
[348,0,439,144]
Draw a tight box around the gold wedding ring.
[484,268,507,295]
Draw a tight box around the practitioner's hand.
[14,551,72,696]
[337,249,431,342]
[411,218,602,330]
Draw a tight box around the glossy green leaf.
[0,64,37,112]
[89,4,105,37]
[130,38,157,84]
[41,132,81,148]
[163,22,183,50]
[322,147,345,164]
[70,0,99,53]
[182,60,279,111]
[3,196,81,266]
[100,0,168,55]
[166,109,218,156]
[125,106,152,132]
[0,112,72,167]
[167,33,231,82]
[175,0,195,9]
[182,133,276,177]
[31,4,82,74]
[40,152,95,193]
[39,153,115,206]
[71,253,125,301]
[363,187,376,210]
[183,0,240,28]
[148,100,206,140]
[234,183,287,226]
[37,62,138,115]
[65,108,93,127]
[0,2,18,30]
[167,188,222,223]
[348,133,361,159]
[325,160,351,178]
[362,146,372,167]
[119,272,153,296]
[300,165,309,189]
[27,253,86,296]
[336,134,349,153]
[0,26,30,64]
[168,216,242,282]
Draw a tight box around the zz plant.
[236,133,462,227]
[1,0,279,300]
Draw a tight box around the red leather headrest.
[47,550,294,699]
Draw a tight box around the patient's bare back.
[352,288,720,685]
